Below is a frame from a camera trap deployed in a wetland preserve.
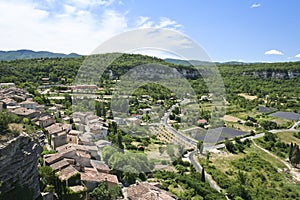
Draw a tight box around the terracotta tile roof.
[44,147,76,164]
[45,123,70,135]
[0,98,17,105]
[57,165,79,181]
[76,150,91,158]
[19,98,37,105]
[90,160,110,173]
[44,153,63,165]
[69,185,86,193]
[68,130,82,135]
[127,182,177,200]
[39,115,53,121]
[80,170,118,184]
[49,159,70,171]
[197,119,208,124]
[56,143,98,153]
[10,107,37,116]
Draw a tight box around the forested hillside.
[1,54,300,107]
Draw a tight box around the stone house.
[19,98,39,110]
[80,168,119,191]
[127,182,177,200]
[45,123,71,149]
[67,130,81,144]
[10,107,39,119]
[37,115,55,128]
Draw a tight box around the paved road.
[203,133,266,152]
[268,120,300,133]
[189,151,223,191]
[161,99,229,198]
[160,100,300,199]
[161,100,197,147]
[290,120,300,130]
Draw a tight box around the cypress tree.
[201,167,206,182]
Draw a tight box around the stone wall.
[0,132,42,199]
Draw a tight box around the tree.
[206,152,211,165]
[159,146,165,155]
[95,101,106,117]
[0,111,9,134]
[142,114,150,122]
[237,171,247,185]
[197,140,203,153]
[263,132,277,142]
[38,166,57,192]
[201,167,206,182]
[289,142,294,161]
[225,138,235,153]
[117,131,124,151]
[90,181,122,200]
[289,143,300,166]
[122,165,138,186]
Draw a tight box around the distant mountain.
[0,49,81,60]
[164,58,248,66]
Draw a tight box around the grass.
[276,131,300,146]
[209,144,286,175]
[250,145,287,169]
[199,143,300,199]
[225,121,254,132]
[227,108,258,120]
[209,151,244,175]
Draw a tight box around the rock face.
[0,132,42,199]
[242,70,300,79]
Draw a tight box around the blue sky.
[0,0,299,62]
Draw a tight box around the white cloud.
[295,54,300,58]
[66,0,115,8]
[0,1,127,54]
[136,16,150,26]
[251,3,261,8]
[136,16,183,30]
[64,4,77,14]
[264,49,284,55]
[155,17,183,29]
[0,0,183,55]
[92,28,210,61]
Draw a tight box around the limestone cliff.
[242,70,300,79]
[0,132,42,199]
